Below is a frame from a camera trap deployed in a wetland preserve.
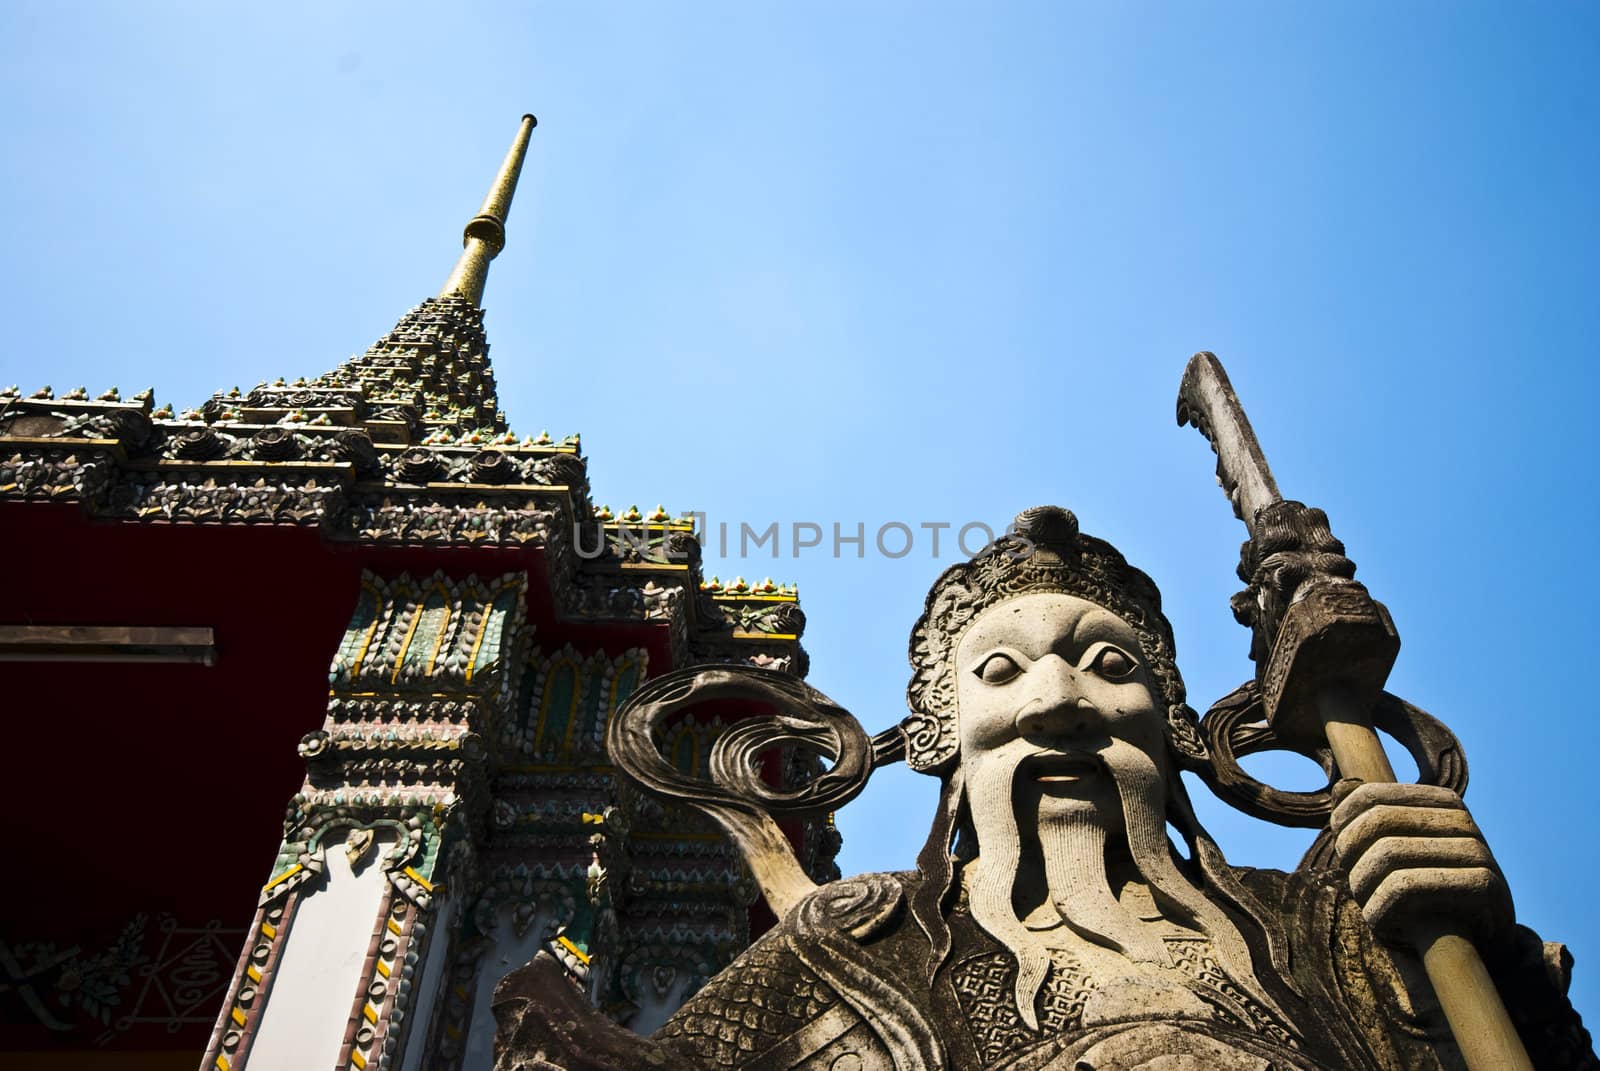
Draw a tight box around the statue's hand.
[1330,781,1513,946]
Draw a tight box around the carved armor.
[494,867,1592,1069]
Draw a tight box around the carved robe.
[494,867,1596,1071]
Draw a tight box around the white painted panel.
[249,838,392,1070]
[397,894,453,1071]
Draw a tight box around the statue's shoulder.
[651,915,841,1066]
[785,869,923,938]
[672,868,922,993]
[653,871,926,1067]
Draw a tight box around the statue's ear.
[901,679,960,773]
[1168,703,1210,767]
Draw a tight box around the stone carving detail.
[905,506,1206,774]
[493,505,1596,1071]
[1198,680,1468,843]
[654,940,839,1067]
[951,951,1091,1065]
[608,665,879,917]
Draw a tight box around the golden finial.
[439,114,537,306]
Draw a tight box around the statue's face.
[954,592,1167,832]
[950,594,1285,1031]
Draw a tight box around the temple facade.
[0,115,835,1070]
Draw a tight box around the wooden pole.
[1315,687,1533,1071]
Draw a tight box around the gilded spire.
[439,114,537,306]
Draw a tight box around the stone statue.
[493,505,1594,1070]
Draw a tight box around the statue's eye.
[1090,646,1137,680]
[974,653,1022,684]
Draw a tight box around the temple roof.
[210,115,538,446]
[0,114,804,672]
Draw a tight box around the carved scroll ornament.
[1198,681,1469,868]
[607,665,897,917]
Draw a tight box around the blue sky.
[5,1,1598,1022]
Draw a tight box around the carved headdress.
[903,505,1209,772]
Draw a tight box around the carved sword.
[1176,351,1532,1071]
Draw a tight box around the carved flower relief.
[247,387,364,412]
[468,448,515,484]
[533,453,586,488]
[108,409,157,453]
[664,531,703,567]
[251,426,301,460]
[459,732,487,762]
[328,429,378,472]
[10,915,150,1028]
[492,799,518,829]
[169,427,228,461]
[397,447,442,484]
[298,730,330,759]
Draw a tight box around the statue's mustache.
[1016,749,1106,787]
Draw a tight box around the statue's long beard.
[1038,809,1171,965]
[966,759,1052,1028]
[965,740,1286,1031]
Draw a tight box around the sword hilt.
[1241,497,1399,745]
[1176,352,1398,737]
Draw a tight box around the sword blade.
[1175,351,1282,534]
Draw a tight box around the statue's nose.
[1014,655,1103,739]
